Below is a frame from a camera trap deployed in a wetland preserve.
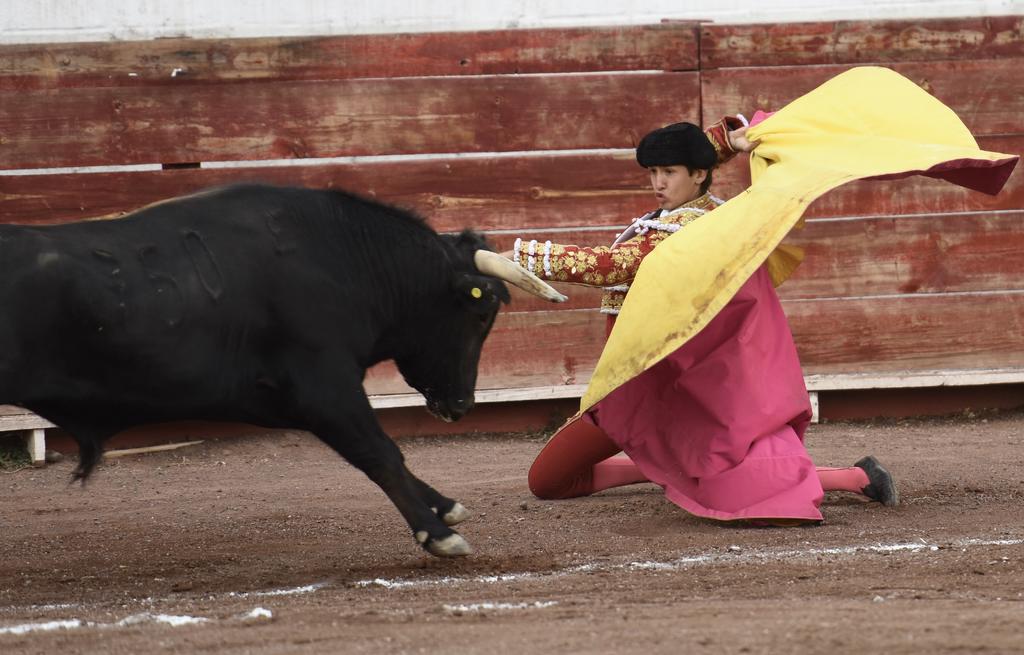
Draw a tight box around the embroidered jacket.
[511,116,744,314]
[513,194,724,313]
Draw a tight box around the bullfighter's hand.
[728,126,760,153]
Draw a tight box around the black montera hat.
[636,122,716,169]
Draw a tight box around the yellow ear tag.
[470,287,483,299]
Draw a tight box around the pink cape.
[590,265,824,521]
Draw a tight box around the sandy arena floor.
[1,409,1023,654]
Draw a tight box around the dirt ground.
[1,409,1022,654]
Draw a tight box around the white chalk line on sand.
[356,537,1024,590]
[0,612,210,636]
[0,607,277,636]
[0,588,313,637]
[0,581,326,618]
[0,582,323,636]
[443,601,559,613]
[0,619,83,636]
[226,582,328,598]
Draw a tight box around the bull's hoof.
[441,502,471,526]
[426,533,472,557]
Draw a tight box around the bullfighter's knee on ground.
[528,415,647,499]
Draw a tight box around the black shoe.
[855,456,899,507]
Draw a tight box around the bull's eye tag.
[470,287,483,299]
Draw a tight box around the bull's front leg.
[409,474,472,526]
[334,427,471,557]
[299,385,471,557]
[368,448,472,556]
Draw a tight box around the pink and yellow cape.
[581,66,1019,413]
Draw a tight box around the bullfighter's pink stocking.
[592,455,648,492]
[816,466,870,495]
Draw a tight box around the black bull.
[0,183,564,557]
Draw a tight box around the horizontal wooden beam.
[701,16,1024,69]
[0,24,699,91]
[788,291,1024,374]
[782,210,1024,298]
[0,72,699,169]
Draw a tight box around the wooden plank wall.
[1,17,1021,402]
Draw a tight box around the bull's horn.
[474,250,568,303]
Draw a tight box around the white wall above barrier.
[2,0,1022,44]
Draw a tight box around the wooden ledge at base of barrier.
[801,368,1024,422]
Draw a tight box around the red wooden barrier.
[1,17,1021,414]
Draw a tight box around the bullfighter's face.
[648,165,707,211]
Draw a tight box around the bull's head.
[395,230,566,422]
